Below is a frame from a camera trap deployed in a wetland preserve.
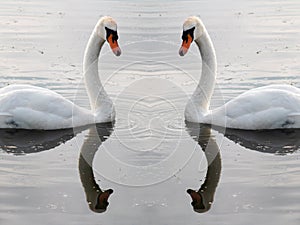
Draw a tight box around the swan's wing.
[209,105,290,129]
[209,87,300,129]
[0,88,93,129]
[7,107,72,129]
[228,107,290,129]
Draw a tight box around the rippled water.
[0,0,300,224]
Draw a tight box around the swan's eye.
[182,27,195,43]
[105,27,118,43]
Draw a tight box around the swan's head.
[179,16,205,56]
[96,16,121,56]
[187,189,211,213]
[90,189,114,213]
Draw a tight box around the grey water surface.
[0,0,300,224]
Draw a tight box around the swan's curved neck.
[192,28,217,115]
[83,28,109,113]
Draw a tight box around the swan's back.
[252,84,300,94]
[0,84,47,95]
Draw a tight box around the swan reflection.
[185,122,221,213]
[214,126,300,154]
[78,123,114,213]
[0,126,88,155]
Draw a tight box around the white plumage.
[0,16,120,130]
[181,17,300,130]
[0,84,93,129]
[203,85,300,129]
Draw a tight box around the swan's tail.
[286,113,300,128]
[0,113,15,128]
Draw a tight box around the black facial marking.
[181,27,195,43]
[105,27,118,43]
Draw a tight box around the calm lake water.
[0,0,300,224]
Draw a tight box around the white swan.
[0,16,121,130]
[179,16,300,130]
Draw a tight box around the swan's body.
[0,84,93,129]
[0,16,121,130]
[180,16,300,130]
[203,84,300,129]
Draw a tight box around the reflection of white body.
[181,16,300,130]
[0,16,121,130]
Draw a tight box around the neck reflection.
[185,122,221,213]
[78,123,114,213]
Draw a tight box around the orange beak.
[107,34,121,56]
[179,34,193,56]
